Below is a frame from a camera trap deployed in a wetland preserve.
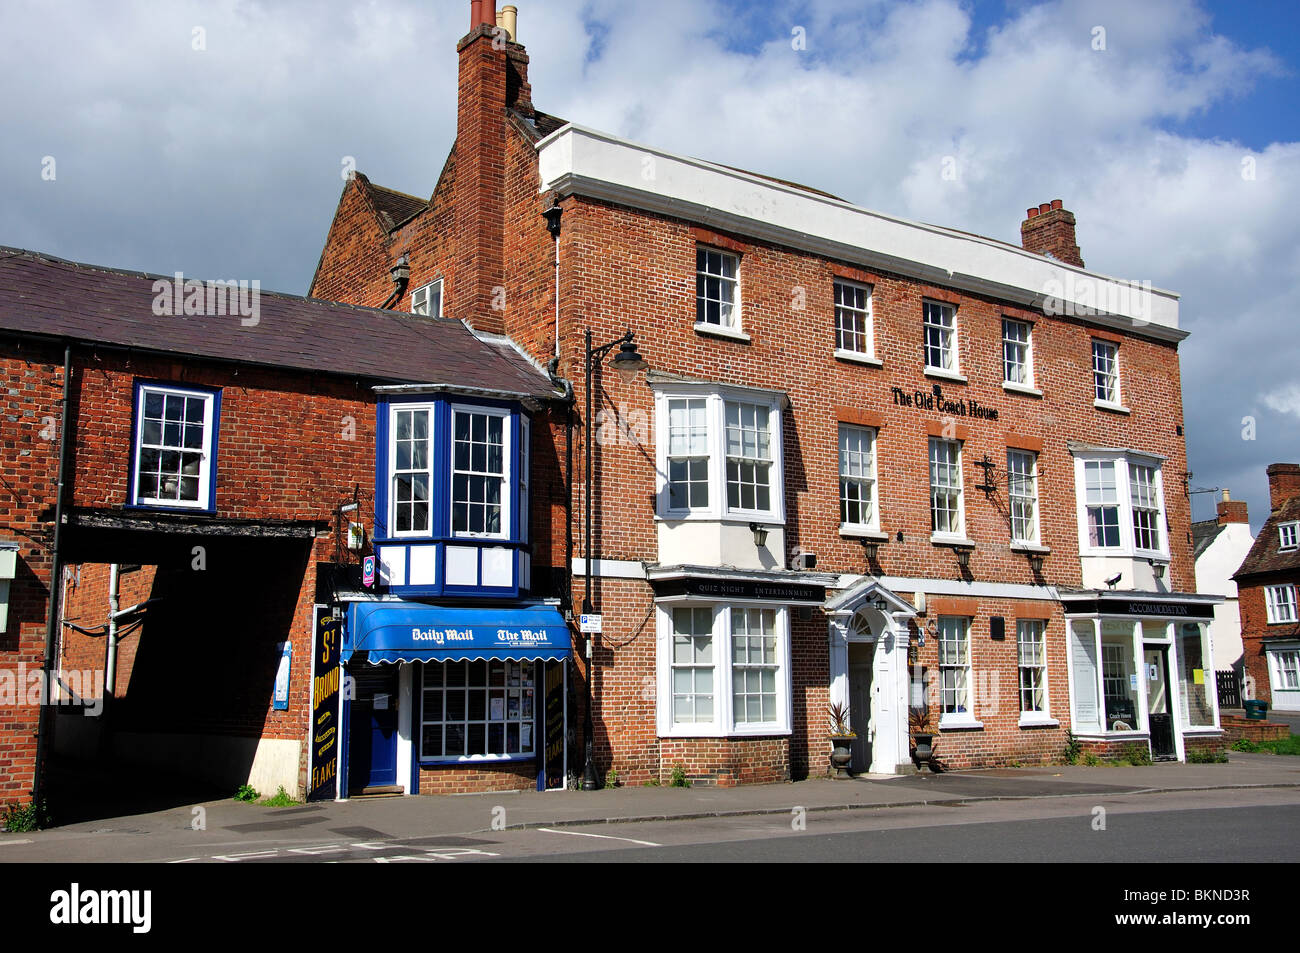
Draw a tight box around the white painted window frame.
[1002,317,1033,387]
[1007,448,1039,545]
[833,279,874,358]
[1265,584,1298,625]
[656,602,792,738]
[928,437,966,541]
[838,424,879,532]
[1279,521,1299,551]
[132,384,216,510]
[652,384,785,525]
[1072,451,1170,560]
[695,246,740,331]
[410,278,443,318]
[1017,618,1052,722]
[389,403,436,538]
[923,300,958,373]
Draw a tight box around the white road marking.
[536,827,660,847]
[0,839,33,846]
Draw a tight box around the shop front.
[1061,591,1222,761]
[337,601,572,796]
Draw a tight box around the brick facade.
[307,7,1205,786]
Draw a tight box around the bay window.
[657,603,791,736]
[451,406,509,538]
[1074,452,1169,558]
[654,385,785,523]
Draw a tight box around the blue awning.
[344,602,572,664]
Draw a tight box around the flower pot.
[912,733,934,771]
[829,735,855,779]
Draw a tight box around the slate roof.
[1192,519,1225,560]
[1233,497,1300,581]
[0,247,558,399]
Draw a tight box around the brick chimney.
[454,1,531,336]
[1216,488,1249,525]
[1267,463,1300,512]
[1021,199,1084,268]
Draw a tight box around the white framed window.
[1002,318,1033,386]
[929,438,964,538]
[657,603,791,736]
[518,416,530,542]
[667,398,710,510]
[1007,449,1039,544]
[653,385,785,523]
[411,279,443,317]
[1093,339,1119,404]
[839,425,878,530]
[1083,459,1121,549]
[937,616,971,718]
[731,607,779,724]
[1271,648,1300,690]
[420,659,535,761]
[450,405,511,539]
[834,280,873,356]
[1279,521,1299,551]
[1018,619,1047,714]
[725,402,773,513]
[1074,452,1169,558]
[1266,585,1298,625]
[696,247,738,329]
[391,405,434,535]
[132,384,216,509]
[1129,463,1162,552]
[923,301,957,372]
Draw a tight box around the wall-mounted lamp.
[861,537,881,561]
[749,523,769,547]
[1028,552,1045,574]
[871,596,889,613]
[1148,559,1167,582]
[953,546,973,570]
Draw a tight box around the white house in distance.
[1193,490,1254,681]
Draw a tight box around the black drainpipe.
[33,342,72,811]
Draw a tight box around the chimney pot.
[471,0,482,29]
[1021,199,1084,267]
[1222,488,1230,502]
[1050,198,1063,210]
[1026,207,1039,219]
[1039,203,1051,214]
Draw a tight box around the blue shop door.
[348,664,400,793]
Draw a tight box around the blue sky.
[1,0,1297,532]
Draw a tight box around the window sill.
[1018,714,1060,728]
[1094,399,1130,415]
[659,726,792,739]
[694,322,751,343]
[420,754,535,765]
[840,526,888,541]
[938,715,983,731]
[833,349,883,368]
[655,512,785,525]
[931,534,975,548]
[1010,542,1051,555]
[1002,381,1043,397]
[924,367,968,384]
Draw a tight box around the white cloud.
[0,0,1295,523]
[1261,384,1300,419]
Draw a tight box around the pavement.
[2,752,1298,861]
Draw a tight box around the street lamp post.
[581,327,648,790]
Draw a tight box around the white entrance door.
[848,642,874,774]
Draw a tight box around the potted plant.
[827,701,856,780]
[909,705,936,772]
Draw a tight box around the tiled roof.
[1192,519,1225,559]
[1233,498,1300,580]
[0,247,558,399]
[367,182,428,230]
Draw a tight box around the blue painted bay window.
[373,394,532,597]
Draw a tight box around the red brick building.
[309,2,1223,783]
[0,247,560,812]
[1234,464,1300,711]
